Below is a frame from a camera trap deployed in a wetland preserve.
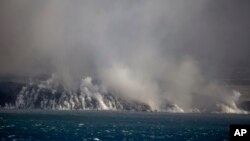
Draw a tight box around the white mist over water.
[1,1,248,114]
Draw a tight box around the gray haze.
[0,0,250,112]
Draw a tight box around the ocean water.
[0,110,249,141]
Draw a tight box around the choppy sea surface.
[0,110,249,141]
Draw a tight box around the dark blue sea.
[0,110,249,141]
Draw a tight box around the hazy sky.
[1,0,250,112]
[0,0,250,80]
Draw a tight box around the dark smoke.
[0,0,250,113]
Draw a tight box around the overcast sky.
[0,0,250,81]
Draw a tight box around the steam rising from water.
[1,1,248,113]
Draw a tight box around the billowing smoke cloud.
[0,0,249,113]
